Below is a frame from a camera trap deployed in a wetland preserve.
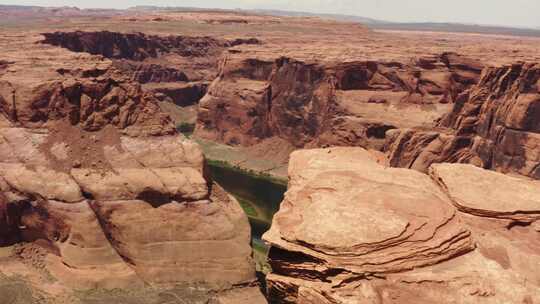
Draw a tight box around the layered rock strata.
[41,31,260,84]
[0,34,263,302]
[386,63,540,179]
[195,52,482,149]
[196,49,540,180]
[41,31,262,126]
[263,147,540,303]
[0,70,175,137]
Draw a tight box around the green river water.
[207,161,287,270]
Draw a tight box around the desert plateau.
[0,3,539,304]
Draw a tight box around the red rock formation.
[41,31,225,60]
[146,81,209,107]
[0,35,264,302]
[40,31,262,130]
[40,31,223,86]
[0,122,259,290]
[0,72,176,136]
[263,147,540,303]
[430,163,540,222]
[41,31,260,84]
[386,63,540,179]
[195,52,482,149]
[114,60,190,83]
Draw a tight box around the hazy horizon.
[1,0,539,29]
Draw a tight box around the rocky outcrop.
[40,31,223,85]
[147,81,209,107]
[41,31,260,84]
[263,147,540,303]
[113,60,190,83]
[40,31,261,130]
[0,71,176,136]
[0,39,263,302]
[41,31,225,60]
[430,163,540,222]
[386,63,540,179]
[195,52,482,149]
[0,126,258,291]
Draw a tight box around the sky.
[2,0,539,29]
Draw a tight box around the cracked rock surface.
[386,63,540,179]
[0,31,264,303]
[263,147,540,303]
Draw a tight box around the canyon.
[0,27,265,304]
[0,7,539,304]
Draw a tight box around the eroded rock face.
[40,31,221,86]
[430,163,540,221]
[40,31,262,130]
[0,73,176,136]
[0,188,20,247]
[386,63,540,179]
[41,31,225,61]
[263,148,540,303]
[0,128,257,291]
[0,37,262,302]
[42,31,260,84]
[195,52,482,149]
[147,81,209,107]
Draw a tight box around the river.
[207,161,287,272]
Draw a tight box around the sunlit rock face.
[0,32,263,303]
[263,147,540,303]
[387,63,540,180]
[195,52,482,150]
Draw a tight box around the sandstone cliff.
[0,32,264,303]
[41,31,261,116]
[263,147,540,303]
[195,49,540,181]
[386,63,540,179]
[42,31,229,82]
[195,51,482,150]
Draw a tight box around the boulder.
[430,163,540,221]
